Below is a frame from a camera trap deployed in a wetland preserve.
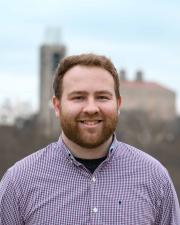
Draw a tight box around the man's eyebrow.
[68,90,113,96]
[68,91,88,96]
[95,91,113,96]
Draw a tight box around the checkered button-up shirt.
[0,136,180,224]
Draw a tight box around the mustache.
[76,113,104,121]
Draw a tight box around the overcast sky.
[0,0,180,113]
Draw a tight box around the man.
[0,53,179,224]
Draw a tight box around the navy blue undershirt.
[75,156,107,173]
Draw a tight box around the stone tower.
[39,44,66,136]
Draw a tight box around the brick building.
[120,70,176,120]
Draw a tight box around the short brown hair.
[53,53,120,99]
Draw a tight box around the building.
[120,70,176,120]
[38,44,66,136]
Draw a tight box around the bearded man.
[0,54,179,224]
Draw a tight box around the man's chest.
[21,172,157,225]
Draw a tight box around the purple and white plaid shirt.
[0,136,180,224]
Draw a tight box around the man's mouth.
[79,120,102,125]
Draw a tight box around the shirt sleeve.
[0,170,24,225]
[155,173,180,225]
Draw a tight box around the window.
[52,53,61,71]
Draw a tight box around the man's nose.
[82,98,99,114]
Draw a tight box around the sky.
[0,0,180,113]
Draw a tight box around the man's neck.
[61,132,113,159]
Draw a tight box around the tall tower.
[38,29,66,136]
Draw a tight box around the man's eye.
[97,96,109,100]
[72,96,84,100]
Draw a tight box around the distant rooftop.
[121,80,175,93]
[119,69,175,93]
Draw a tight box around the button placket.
[90,174,100,224]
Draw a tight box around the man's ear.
[52,96,61,118]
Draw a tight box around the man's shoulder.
[115,140,169,179]
[5,141,59,182]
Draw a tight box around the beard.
[59,109,118,149]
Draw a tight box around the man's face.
[53,65,121,148]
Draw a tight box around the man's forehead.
[64,65,112,78]
[61,65,115,94]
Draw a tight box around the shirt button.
[93,207,98,213]
[92,176,96,182]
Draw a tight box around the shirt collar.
[57,134,118,165]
